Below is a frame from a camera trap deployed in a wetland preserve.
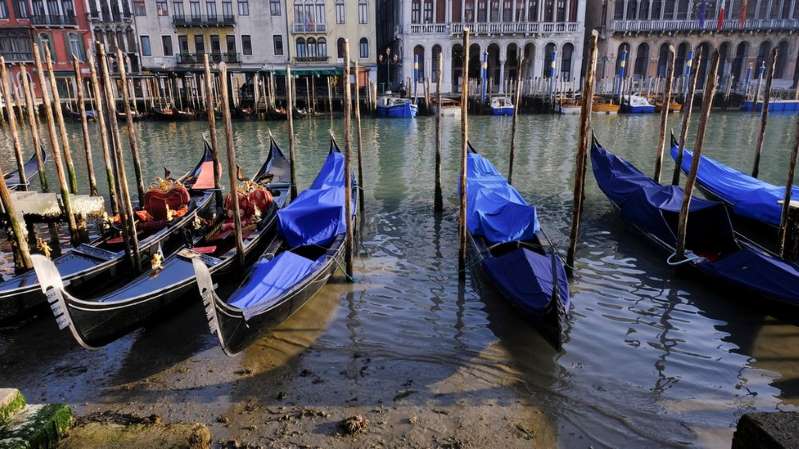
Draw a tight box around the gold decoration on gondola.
[148,177,186,193]
[166,204,174,221]
[151,251,164,273]
[193,214,203,230]
[36,238,52,259]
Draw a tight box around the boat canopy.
[592,141,736,253]
[482,247,568,313]
[670,145,799,227]
[277,145,348,248]
[467,151,539,244]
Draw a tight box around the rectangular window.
[210,34,220,53]
[178,34,188,53]
[225,34,235,53]
[0,1,8,18]
[359,39,368,59]
[173,0,184,16]
[162,35,173,55]
[221,0,231,17]
[194,34,204,53]
[140,35,151,56]
[411,0,420,22]
[133,0,145,15]
[68,32,85,60]
[237,0,247,15]
[13,0,28,17]
[206,0,215,17]
[190,0,200,17]
[156,0,168,14]
[61,0,75,17]
[38,33,54,60]
[335,0,344,23]
[273,34,282,55]
[242,34,251,55]
[358,0,367,22]
[422,0,431,22]
[269,0,279,15]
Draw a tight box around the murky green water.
[0,110,798,448]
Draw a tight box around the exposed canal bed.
[0,112,797,448]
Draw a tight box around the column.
[498,60,505,92]
[425,45,432,81]
[433,0,437,22]
[512,0,517,22]
[531,45,544,78]
[442,43,453,92]
[462,0,465,22]
[523,0,529,21]
[686,0,693,19]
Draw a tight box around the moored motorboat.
[620,95,656,113]
[556,99,581,114]
[592,98,620,114]
[655,100,682,113]
[490,96,514,116]
[465,144,569,348]
[30,138,291,348]
[740,99,799,113]
[431,97,461,116]
[0,145,217,322]
[376,96,417,118]
[592,137,799,309]
[193,139,356,355]
[153,107,196,121]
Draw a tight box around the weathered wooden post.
[672,53,703,186]
[43,46,78,194]
[508,57,523,185]
[311,75,317,114]
[458,29,470,270]
[654,45,675,183]
[675,51,720,260]
[117,48,146,201]
[0,165,32,270]
[19,66,47,192]
[72,56,98,196]
[778,118,799,259]
[304,76,311,114]
[202,55,221,192]
[33,44,80,245]
[752,47,778,179]
[98,43,140,268]
[0,58,27,190]
[285,65,298,200]
[219,62,245,266]
[434,57,443,213]
[343,41,354,279]
[566,30,598,273]
[327,76,333,116]
[87,53,118,214]
[353,59,364,214]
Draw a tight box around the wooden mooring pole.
[202,55,221,193]
[285,65,298,200]
[219,62,245,266]
[73,56,98,196]
[508,57,523,185]
[354,59,364,214]
[343,40,354,280]
[43,46,78,194]
[653,45,675,184]
[0,58,27,191]
[19,65,47,192]
[566,30,598,274]
[672,53,703,186]
[675,51,720,260]
[458,29,470,271]
[0,160,32,270]
[88,52,118,214]
[778,118,799,259]
[33,44,80,245]
[434,57,443,213]
[117,49,146,202]
[752,47,778,179]
[327,76,333,116]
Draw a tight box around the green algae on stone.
[0,404,73,449]
[0,390,26,426]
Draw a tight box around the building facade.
[389,0,587,95]
[286,0,377,81]
[85,0,140,73]
[0,0,91,90]
[586,0,799,92]
[132,0,289,72]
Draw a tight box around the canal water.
[0,111,797,448]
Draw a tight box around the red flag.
[717,0,726,31]
[739,0,748,28]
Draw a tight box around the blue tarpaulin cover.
[671,145,798,227]
[229,252,321,319]
[467,152,539,244]
[483,248,569,314]
[278,150,347,248]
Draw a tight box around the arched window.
[296,37,306,58]
[634,42,649,77]
[615,43,630,77]
[337,37,345,58]
[307,37,316,57]
[431,44,441,80]
[775,40,789,78]
[561,43,574,81]
[543,42,556,78]
[317,37,327,57]
[359,37,368,59]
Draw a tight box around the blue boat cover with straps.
[278,150,348,248]
[670,145,799,227]
[483,247,568,313]
[467,152,539,244]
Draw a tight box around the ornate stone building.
[586,0,799,91]
[386,0,587,95]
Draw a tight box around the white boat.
[490,96,514,116]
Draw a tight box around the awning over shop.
[270,67,343,76]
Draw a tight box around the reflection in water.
[0,113,797,448]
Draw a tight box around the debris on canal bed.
[339,414,368,435]
[58,411,211,449]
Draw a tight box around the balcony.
[610,18,799,34]
[294,55,330,63]
[0,51,33,62]
[292,22,326,33]
[408,21,579,35]
[173,14,235,27]
[30,14,77,26]
[176,52,241,64]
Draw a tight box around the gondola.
[5,149,47,191]
[30,138,291,348]
[192,139,356,355]
[592,136,799,309]
[0,145,217,322]
[265,107,307,121]
[64,107,97,122]
[152,107,196,121]
[117,110,150,121]
[464,143,569,348]
[669,134,796,245]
